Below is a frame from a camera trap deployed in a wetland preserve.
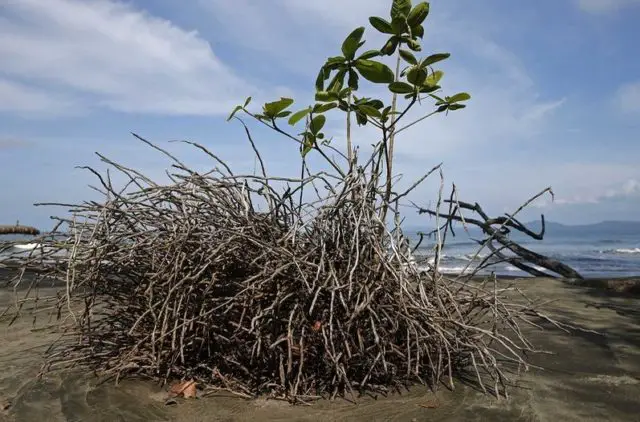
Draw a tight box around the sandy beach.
[1,275,639,422]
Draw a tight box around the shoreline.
[2,267,640,294]
[451,273,640,295]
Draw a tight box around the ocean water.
[0,234,67,266]
[409,231,640,278]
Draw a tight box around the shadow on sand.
[1,277,639,421]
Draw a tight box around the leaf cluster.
[227,0,471,159]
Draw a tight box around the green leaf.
[411,25,424,38]
[341,27,366,60]
[315,91,338,102]
[448,104,466,111]
[288,107,311,126]
[227,105,243,121]
[301,134,315,157]
[355,97,384,108]
[391,16,410,35]
[418,84,440,93]
[357,104,382,118]
[367,99,384,109]
[315,67,328,91]
[422,53,450,67]
[447,92,471,103]
[357,49,381,60]
[326,63,345,74]
[425,70,444,85]
[369,16,394,34]
[355,60,395,83]
[348,69,359,90]
[275,111,292,118]
[243,97,252,108]
[406,38,422,52]
[399,49,418,65]
[388,81,415,94]
[309,115,326,135]
[313,102,337,113]
[326,56,346,65]
[391,0,412,19]
[263,97,294,118]
[302,145,313,156]
[407,2,429,27]
[406,66,427,86]
[381,37,399,55]
[328,69,347,92]
[355,112,368,126]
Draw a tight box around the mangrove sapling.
[5,0,580,403]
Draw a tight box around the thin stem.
[244,111,347,178]
[381,54,402,222]
[346,90,353,165]
[395,110,439,136]
[387,55,402,177]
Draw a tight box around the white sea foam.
[613,248,640,255]
[463,253,488,261]
[439,265,476,274]
[12,243,40,251]
[504,264,548,273]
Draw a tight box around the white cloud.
[279,0,390,29]
[196,0,391,78]
[0,0,260,116]
[575,0,640,13]
[603,179,640,199]
[384,160,640,216]
[521,98,567,122]
[614,81,640,114]
[533,163,640,207]
[552,179,640,205]
[0,0,567,139]
[0,78,80,117]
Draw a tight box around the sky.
[1,0,639,231]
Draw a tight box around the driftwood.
[419,198,584,280]
[0,224,40,236]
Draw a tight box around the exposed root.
[3,136,570,402]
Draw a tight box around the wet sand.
[1,276,639,421]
